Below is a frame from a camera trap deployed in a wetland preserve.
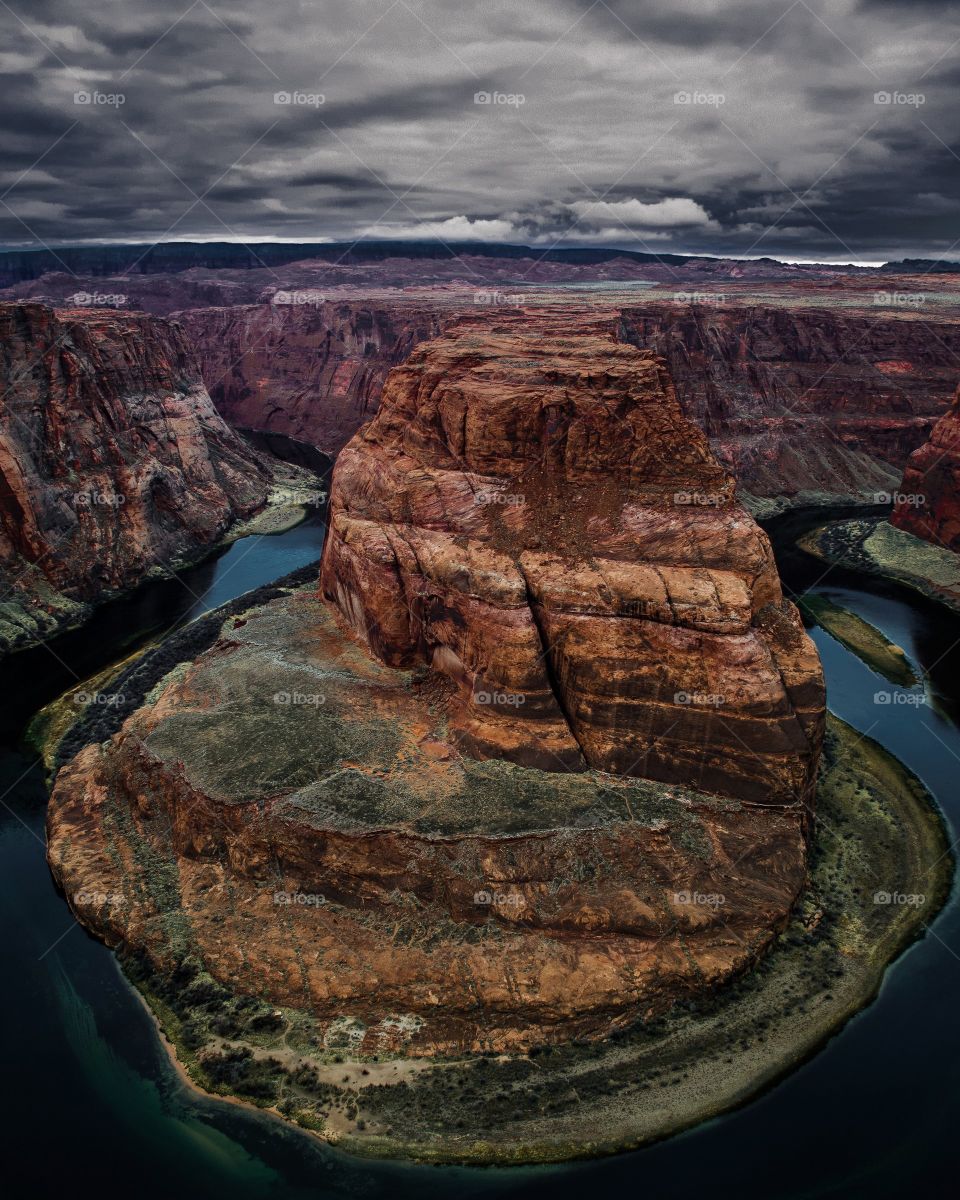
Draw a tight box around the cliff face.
[619,304,960,499]
[891,384,960,549]
[0,303,271,652]
[172,296,959,502]
[321,311,825,807]
[176,301,448,453]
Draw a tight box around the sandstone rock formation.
[891,384,960,550]
[172,294,959,504]
[0,302,272,652]
[321,311,825,807]
[619,303,960,500]
[45,311,826,1057]
[177,299,448,453]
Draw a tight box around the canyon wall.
[320,311,825,807]
[0,303,272,653]
[175,300,448,453]
[172,296,959,504]
[891,384,960,549]
[618,304,960,500]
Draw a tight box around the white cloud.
[359,215,519,241]
[569,197,718,229]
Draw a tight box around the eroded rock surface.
[321,311,825,806]
[619,303,960,500]
[892,384,960,550]
[176,299,449,453]
[0,303,272,652]
[47,588,809,1054]
[45,312,826,1057]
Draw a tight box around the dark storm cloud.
[0,0,958,259]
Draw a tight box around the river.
[1,499,957,1199]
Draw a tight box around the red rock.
[619,303,960,498]
[174,300,449,452]
[320,310,825,807]
[0,303,271,652]
[891,384,960,548]
[46,588,810,1054]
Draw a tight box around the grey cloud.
[0,0,957,260]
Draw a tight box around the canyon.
[617,302,960,503]
[5,251,958,511]
[0,302,274,654]
[178,291,960,506]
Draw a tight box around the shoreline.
[0,467,322,661]
[799,518,960,616]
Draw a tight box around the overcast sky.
[1,0,958,261]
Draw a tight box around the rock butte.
[47,310,826,1055]
[0,302,271,652]
[892,383,960,550]
[321,310,825,807]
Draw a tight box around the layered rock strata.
[891,384,960,549]
[176,299,448,453]
[320,312,825,807]
[47,586,810,1054]
[619,303,960,499]
[0,303,271,652]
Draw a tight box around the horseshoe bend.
[42,309,947,1160]
[48,312,823,1031]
